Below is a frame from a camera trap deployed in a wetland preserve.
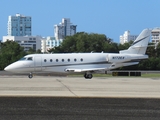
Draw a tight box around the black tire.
[84,73,87,78]
[88,74,92,79]
[84,73,92,79]
[28,74,33,79]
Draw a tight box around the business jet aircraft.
[4,29,151,79]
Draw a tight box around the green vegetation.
[0,41,26,70]
[48,32,122,53]
[1,32,160,71]
[141,73,160,77]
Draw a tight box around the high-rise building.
[151,28,160,43]
[7,13,32,36]
[120,31,138,44]
[54,18,77,40]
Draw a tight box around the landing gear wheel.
[84,73,87,78]
[28,73,33,79]
[84,73,93,79]
[88,74,92,79]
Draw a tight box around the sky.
[0,0,160,43]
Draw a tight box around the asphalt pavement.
[0,97,160,120]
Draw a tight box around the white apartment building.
[3,36,41,51]
[120,31,138,44]
[7,13,32,36]
[54,18,77,40]
[151,28,160,43]
[41,37,63,53]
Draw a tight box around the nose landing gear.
[28,73,33,79]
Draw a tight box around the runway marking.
[56,79,77,97]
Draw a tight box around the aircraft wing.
[65,67,107,73]
[65,62,139,73]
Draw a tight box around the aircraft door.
[34,56,42,71]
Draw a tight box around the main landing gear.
[28,73,33,79]
[84,73,93,79]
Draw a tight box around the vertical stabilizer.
[120,29,151,54]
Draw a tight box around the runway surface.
[0,75,160,119]
[0,76,160,98]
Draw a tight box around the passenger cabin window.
[50,59,53,62]
[56,59,58,62]
[80,58,83,62]
[74,58,77,62]
[62,59,64,62]
[68,59,70,62]
[44,59,47,62]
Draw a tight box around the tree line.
[0,32,160,70]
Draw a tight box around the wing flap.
[65,68,107,73]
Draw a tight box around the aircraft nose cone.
[4,67,7,71]
[4,65,13,72]
[4,62,28,73]
[4,62,18,72]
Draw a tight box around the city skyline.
[1,0,160,43]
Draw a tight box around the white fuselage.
[4,53,147,74]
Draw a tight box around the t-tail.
[120,29,151,54]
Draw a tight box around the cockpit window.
[19,57,33,61]
[19,57,27,61]
[27,57,33,61]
